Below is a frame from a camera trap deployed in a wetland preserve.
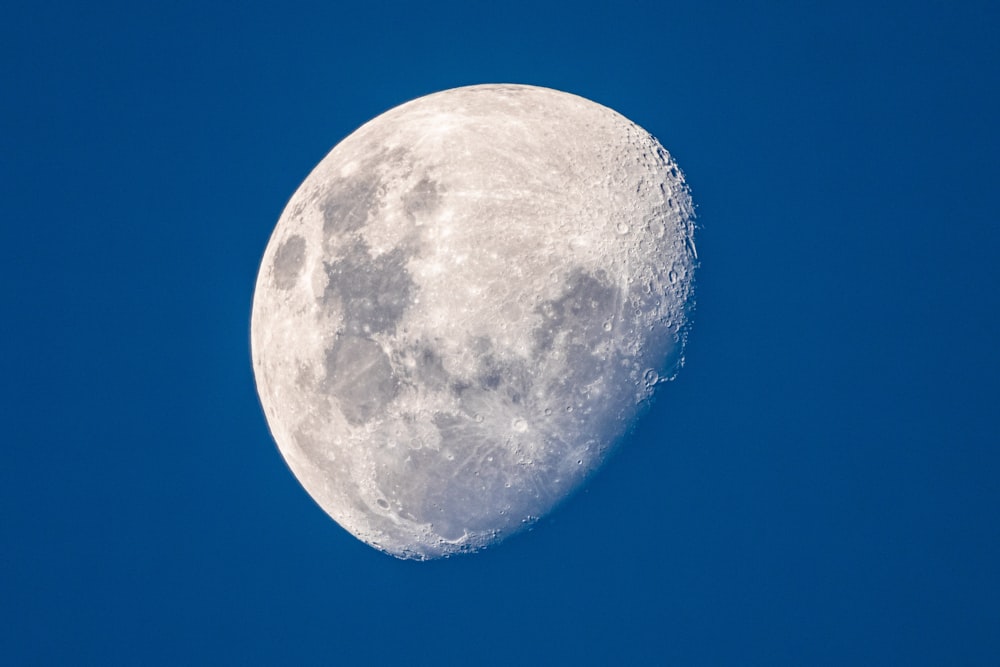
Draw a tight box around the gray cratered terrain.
[251,84,696,559]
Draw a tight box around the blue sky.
[3,1,998,664]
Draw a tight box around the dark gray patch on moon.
[534,270,620,355]
[474,346,531,407]
[479,363,502,390]
[321,146,413,237]
[402,178,443,217]
[323,335,399,425]
[271,235,306,289]
[627,278,684,378]
[324,240,415,336]
[321,173,383,236]
[397,345,450,391]
[533,270,627,411]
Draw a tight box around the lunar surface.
[251,84,696,559]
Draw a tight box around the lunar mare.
[251,84,696,559]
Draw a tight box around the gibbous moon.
[251,84,696,559]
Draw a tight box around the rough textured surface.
[251,84,697,559]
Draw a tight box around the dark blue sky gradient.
[3,1,999,664]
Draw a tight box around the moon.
[251,84,696,559]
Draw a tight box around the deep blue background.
[3,1,998,664]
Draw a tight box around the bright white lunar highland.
[251,84,696,559]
